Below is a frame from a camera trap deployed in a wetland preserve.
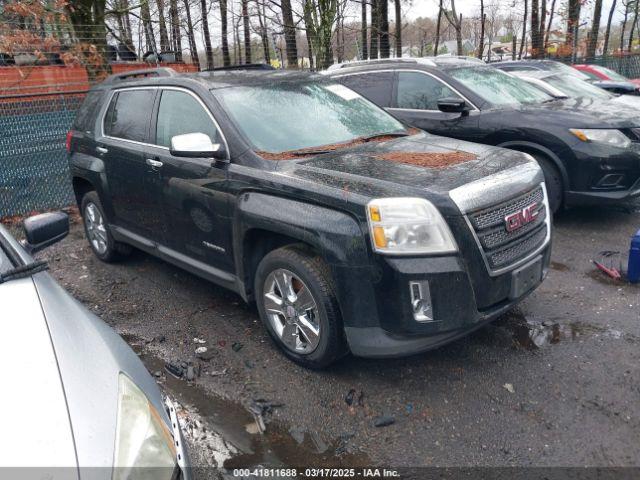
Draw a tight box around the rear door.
[145,87,233,273]
[387,70,479,140]
[99,88,166,241]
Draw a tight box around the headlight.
[366,197,457,255]
[113,374,177,480]
[569,128,631,148]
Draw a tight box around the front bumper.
[344,241,552,359]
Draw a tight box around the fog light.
[409,281,433,322]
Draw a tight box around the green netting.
[0,94,84,217]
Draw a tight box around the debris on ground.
[186,364,196,381]
[197,348,217,361]
[503,383,515,394]
[247,399,284,434]
[165,362,184,379]
[373,415,395,427]
[289,426,306,445]
[209,368,228,376]
[309,431,329,453]
[195,346,208,354]
[153,370,162,378]
[592,251,622,281]
[345,389,356,406]
[345,389,365,407]
[193,337,207,344]
[232,341,244,352]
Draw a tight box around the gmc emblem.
[505,203,539,232]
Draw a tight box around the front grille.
[468,186,548,273]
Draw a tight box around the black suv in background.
[326,58,640,212]
[68,67,551,368]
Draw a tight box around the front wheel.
[533,154,563,214]
[254,245,348,369]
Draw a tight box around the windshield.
[544,74,614,100]
[595,66,629,82]
[213,82,406,153]
[545,62,590,79]
[447,67,553,106]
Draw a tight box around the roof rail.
[203,63,275,72]
[103,67,177,84]
[325,57,436,72]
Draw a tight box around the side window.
[103,89,155,142]
[339,72,394,107]
[73,90,104,133]
[155,90,219,148]
[396,72,462,110]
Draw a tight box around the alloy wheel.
[84,202,108,255]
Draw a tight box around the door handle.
[96,146,108,154]
[146,158,163,168]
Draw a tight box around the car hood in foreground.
[278,132,541,215]
[0,277,78,475]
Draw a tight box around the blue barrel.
[629,229,640,283]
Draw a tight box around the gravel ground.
[15,204,640,470]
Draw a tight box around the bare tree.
[200,0,214,69]
[255,0,271,63]
[281,0,298,67]
[565,0,581,55]
[379,0,390,57]
[477,0,485,59]
[156,0,171,51]
[394,0,402,57]
[370,0,379,57]
[169,0,182,61]
[220,0,231,65]
[587,0,603,59]
[434,0,442,54]
[443,0,463,55]
[603,0,617,56]
[544,0,556,49]
[518,0,527,59]
[620,0,631,53]
[242,0,252,63]
[183,0,199,68]
[141,0,156,53]
[629,0,639,51]
[361,0,368,59]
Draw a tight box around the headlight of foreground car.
[570,128,631,148]
[113,374,177,480]
[366,197,457,255]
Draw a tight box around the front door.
[100,88,165,241]
[146,88,233,273]
[387,71,479,141]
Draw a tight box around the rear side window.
[103,89,155,142]
[155,90,219,148]
[73,90,104,133]
[339,72,394,107]
[396,71,461,110]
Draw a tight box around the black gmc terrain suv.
[68,67,551,368]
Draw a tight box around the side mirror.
[170,132,227,160]
[437,98,470,114]
[22,212,69,254]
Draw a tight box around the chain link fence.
[0,91,85,217]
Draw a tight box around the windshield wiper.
[362,131,411,142]
[0,259,48,284]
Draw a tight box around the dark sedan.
[325,58,640,212]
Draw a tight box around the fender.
[496,140,570,188]
[235,192,381,328]
[69,153,113,217]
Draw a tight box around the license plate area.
[509,255,543,300]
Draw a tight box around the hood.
[278,132,539,215]
[0,277,78,473]
[514,97,640,128]
[32,272,170,476]
[611,94,640,110]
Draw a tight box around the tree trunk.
[370,0,379,58]
[183,0,200,68]
[169,0,182,61]
[281,0,298,68]
[478,0,484,59]
[539,0,546,51]
[256,0,271,63]
[518,0,528,59]
[394,0,402,57]
[434,0,442,55]
[621,2,629,54]
[200,0,214,69]
[544,0,555,49]
[587,0,602,59]
[565,0,581,56]
[361,0,368,59]
[220,0,231,66]
[242,0,252,63]
[156,0,171,52]
[512,30,517,59]
[629,0,639,51]
[603,0,617,56]
[66,0,111,82]
[141,0,156,54]
[379,0,390,57]
[531,0,540,57]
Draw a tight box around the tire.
[533,154,563,214]
[254,245,348,369]
[80,191,132,262]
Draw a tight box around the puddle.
[499,312,625,350]
[121,334,369,470]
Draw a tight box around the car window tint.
[156,90,219,148]
[339,72,394,107]
[73,90,104,133]
[396,71,461,110]
[104,89,154,142]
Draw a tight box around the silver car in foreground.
[0,212,190,480]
